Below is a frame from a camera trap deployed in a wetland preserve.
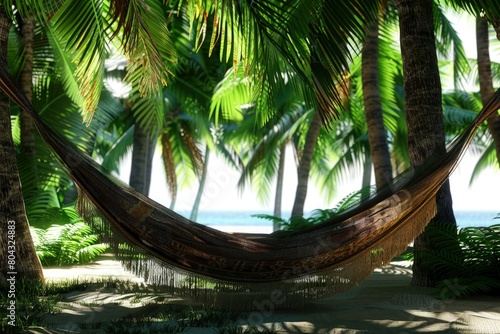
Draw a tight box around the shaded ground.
[17,255,500,333]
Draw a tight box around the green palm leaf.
[6,1,65,24]
[31,222,107,266]
[442,91,483,136]
[116,0,177,99]
[49,0,107,121]
[469,143,499,185]
[433,4,470,90]
[41,25,84,107]
[160,118,204,202]
[448,0,500,19]
[210,66,252,123]
[178,0,378,123]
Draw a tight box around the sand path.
[18,254,500,334]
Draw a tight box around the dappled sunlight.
[374,261,413,277]
[29,256,500,333]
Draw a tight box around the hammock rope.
[2,65,500,309]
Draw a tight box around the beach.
[36,255,500,334]
[15,210,500,333]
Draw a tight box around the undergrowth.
[30,222,108,266]
[419,222,500,298]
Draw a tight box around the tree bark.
[0,9,43,284]
[20,16,36,158]
[190,147,209,222]
[273,143,286,230]
[129,122,156,196]
[476,17,500,165]
[291,111,322,217]
[491,18,500,40]
[361,146,372,190]
[395,0,456,287]
[361,16,393,188]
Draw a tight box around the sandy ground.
[19,254,500,334]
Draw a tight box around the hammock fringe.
[74,182,437,310]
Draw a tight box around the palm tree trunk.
[361,16,393,188]
[361,146,372,190]
[190,147,210,222]
[129,122,156,196]
[0,9,43,283]
[20,16,36,159]
[169,188,177,210]
[396,0,456,287]
[476,17,500,165]
[273,143,286,230]
[291,111,322,217]
[491,18,500,40]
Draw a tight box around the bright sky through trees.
[116,11,500,215]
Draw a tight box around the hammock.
[2,66,500,309]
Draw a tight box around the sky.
[117,146,500,215]
[116,11,500,216]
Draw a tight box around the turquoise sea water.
[177,210,499,233]
[454,210,499,228]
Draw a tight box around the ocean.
[177,210,499,234]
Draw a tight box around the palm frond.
[215,142,243,171]
[332,186,377,214]
[433,4,470,90]
[76,241,108,264]
[442,91,483,136]
[254,186,375,230]
[237,102,311,191]
[210,67,252,124]
[469,143,499,185]
[9,0,64,24]
[178,0,378,123]
[50,0,108,121]
[7,22,23,78]
[33,74,119,154]
[130,89,164,135]
[492,62,500,83]
[100,126,134,173]
[447,0,500,20]
[115,0,177,99]
[377,20,403,134]
[42,25,84,107]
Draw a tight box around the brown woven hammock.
[2,66,500,309]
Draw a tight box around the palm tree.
[5,0,492,283]
[0,9,43,281]
[360,1,470,189]
[228,72,313,218]
[476,17,500,165]
[0,0,174,280]
[362,10,393,188]
[291,111,323,217]
[395,0,458,287]
[129,117,157,195]
[19,16,36,159]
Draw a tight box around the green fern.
[30,221,108,266]
[253,186,375,231]
[421,222,500,298]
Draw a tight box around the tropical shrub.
[419,221,500,298]
[30,221,108,266]
[254,186,375,231]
